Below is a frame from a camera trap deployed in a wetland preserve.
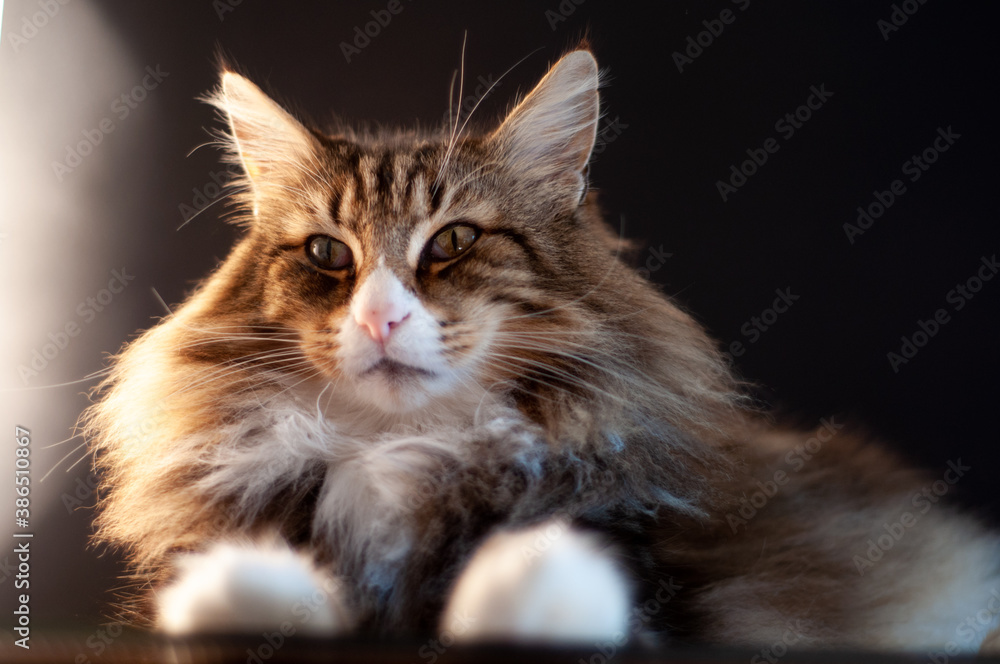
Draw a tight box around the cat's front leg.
[157,539,352,636]
[439,519,634,643]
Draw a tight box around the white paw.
[156,540,353,635]
[440,519,632,643]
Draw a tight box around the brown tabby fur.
[84,47,1000,648]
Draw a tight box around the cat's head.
[178,49,733,436]
[191,50,619,415]
[87,51,742,553]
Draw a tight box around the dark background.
[2,0,998,642]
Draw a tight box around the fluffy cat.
[84,48,1000,651]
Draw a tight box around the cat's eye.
[307,235,353,270]
[428,224,479,262]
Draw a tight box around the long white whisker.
[41,432,84,450]
[486,351,625,404]
[435,46,545,191]
[64,447,94,474]
[172,334,304,351]
[435,31,468,195]
[39,439,90,483]
[481,356,591,405]
[176,183,252,230]
[0,367,114,393]
[492,341,631,378]
[167,351,315,398]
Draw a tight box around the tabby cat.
[85,48,1000,650]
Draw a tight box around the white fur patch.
[157,541,350,636]
[441,520,632,643]
[310,413,545,595]
[336,263,459,412]
[880,524,1000,651]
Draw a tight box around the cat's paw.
[157,540,353,636]
[440,519,632,643]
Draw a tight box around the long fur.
[84,48,1000,649]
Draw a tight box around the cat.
[84,46,1000,651]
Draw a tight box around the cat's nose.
[355,305,410,345]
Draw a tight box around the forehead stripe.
[374,150,395,202]
[347,150,367,209]
[329,187,343,226]
[429,180,445,215]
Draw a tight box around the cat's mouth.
[360,358,436,381]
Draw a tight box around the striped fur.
[84,49,1000,649]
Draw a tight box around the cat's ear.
[210,71,317,213]
[490,50,600,206]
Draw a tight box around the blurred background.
[1,0,998,645]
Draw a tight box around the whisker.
[171,334,304,352]
[435,46,544,191]
[0,367,113,393]
[435,31,468,195]
[176,183,251,230]
[39,438,90,483]
[481,356,591,406]
[64,446,94,474]
[491,341,632,379]
[167,350,315,399]
[41,432,84,450]
[445,162,493,193]
[262,366,328,405]
[485,351,626,404]
[446,67,458,148]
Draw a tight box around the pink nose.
[355,305,410,345]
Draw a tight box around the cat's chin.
[350,363,453,414]
[357,381,433,414]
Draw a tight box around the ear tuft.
[491,50,600,198]
[205,71,316,215]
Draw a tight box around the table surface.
[2,633,993,664]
